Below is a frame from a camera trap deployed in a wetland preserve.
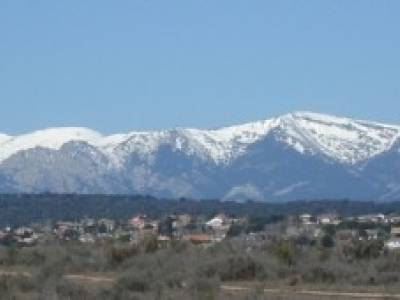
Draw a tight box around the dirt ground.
[4,270,400,299]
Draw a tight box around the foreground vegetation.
[1,230,400,299]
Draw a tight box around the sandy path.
[221,285,400,299]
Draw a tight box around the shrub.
[271,240,297,266]
[321,234,335,248]
[117,273,151,293]
[55,280,90,299]
[188,276,220,300]
[108,244,139,266]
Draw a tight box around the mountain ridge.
[0,111,399,165]
[0,111,399,201]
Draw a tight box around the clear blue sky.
[1,1,399,134]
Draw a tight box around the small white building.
[358,214,386,223]
[386,239,400,250]
[206,216,225,229]
[299,214,314,225]
[385,227,400,250]
[318,214,340,225]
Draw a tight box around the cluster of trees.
[1,194,400,227]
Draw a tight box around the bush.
[117,273,151,293]
[108,244,139,266]
[189,276,220,300]
[55,280,90,299]
[321,234,335,248]
[271,240,297,266]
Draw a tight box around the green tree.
[321,234,335,248]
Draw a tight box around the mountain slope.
[0,112,399,201]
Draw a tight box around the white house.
[206,217,224,229]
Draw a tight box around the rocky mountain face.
[0,112,399,202]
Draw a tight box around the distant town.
[3,211,400,251]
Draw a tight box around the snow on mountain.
[0,112,398,166]
[0,134,12,145]
[0,112,400,200]
[274,112,400,164]
[174,118,277,163]
[0,128,104,163]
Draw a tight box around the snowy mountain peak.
[0,127,105,163]
[273,112,400,164]
[0,113,398,166]
[1,112,400,200]
[0,134,12,145]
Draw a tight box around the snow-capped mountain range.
[0,112,399,201]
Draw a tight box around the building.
[206,215,225,229]
[130,215,147,229]
[317,214,340,225]
[98,219,116,233]
[14,227,38,246]
[358,214,386,223]
[385,227,400,250]
[182,234,212,245]
[299,214,315,225]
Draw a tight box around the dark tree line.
[0,194,399,227]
